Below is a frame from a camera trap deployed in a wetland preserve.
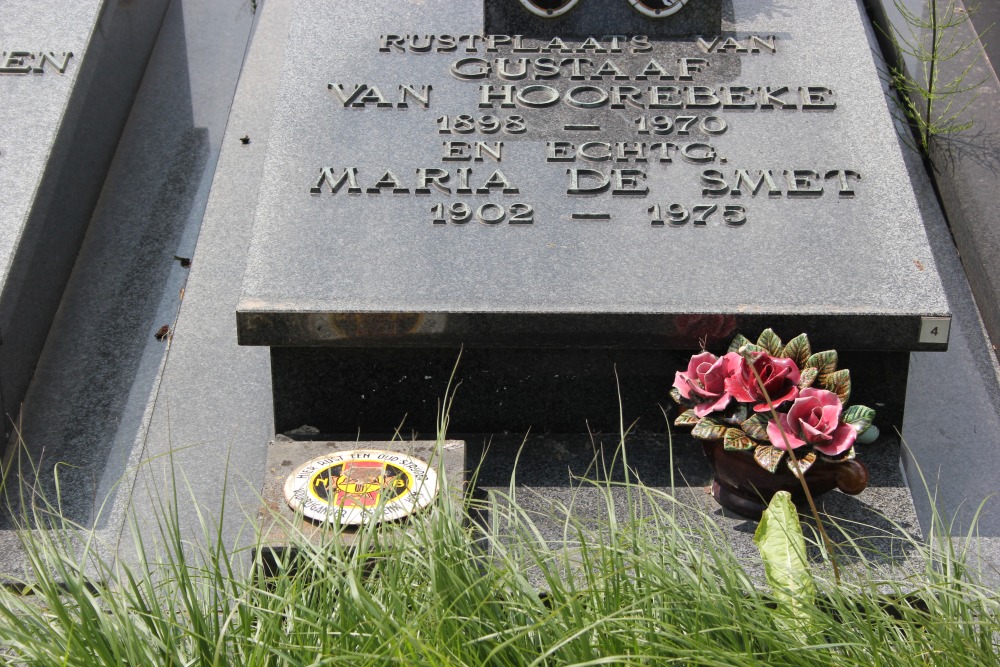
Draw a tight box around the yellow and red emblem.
[284,449,437,525]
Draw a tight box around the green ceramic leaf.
[841,404,875,433]
[674,409,699,426]
[741,343,765,356]
[724,404,749,426]
[819,446,856,463]
[822,369,851,404]
[786,451,816,478]
[754,491,816,628]
[724,428,755,451]
[753,444,785,473]
[804,350,838,383]
[728,333,752,353]
[691,417,728,440]
[669,386,685,405]
[741,413,771,441]
[797,367,818,389]
[781,333,812,368]
[757,329,783,356]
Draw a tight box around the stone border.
[867,0,1000,358]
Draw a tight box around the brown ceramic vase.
[701,440,869,520]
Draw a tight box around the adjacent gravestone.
[0,0,168,441]
[237,0,949,434]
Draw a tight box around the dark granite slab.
[271,347,908,436]
[484,0,721,38]
[466,430,926,586]
[237,0,949,352]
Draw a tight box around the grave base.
[465,431,924,586]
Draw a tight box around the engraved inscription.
[310,167,520,195]
[437,114,526,134]
[327,83,432,108]
[309,32,860,230]
[0,50,73,74]
[475,83,835,110]
[700,169,860,198]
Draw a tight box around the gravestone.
[236,0,949,435]
[0,0,168,441]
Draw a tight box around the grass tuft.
[0,424,997,665]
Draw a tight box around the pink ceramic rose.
[725,351,800,412]
[766,387,857,456]
[673,351,741,417]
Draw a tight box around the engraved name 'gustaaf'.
[0,51,73,74]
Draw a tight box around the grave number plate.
[919,316,951,345]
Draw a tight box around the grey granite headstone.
[239,0,948,351]
[236,0,949,432]
[0,0,168,441]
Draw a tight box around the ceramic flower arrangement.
[670,329,877,477]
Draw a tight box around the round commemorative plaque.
[628,0,692,17]
[283,449,438,525]
[517,0,580,18]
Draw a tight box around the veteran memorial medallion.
[283,449,438,525]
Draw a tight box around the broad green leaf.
[842,404,875,434]
[674,409,699,427]
[753,491,816,629]
[691,417,728,440]
[797,367,818,389]
[741,413,771,441]
[757,328,782,356]
[740,343,765,357]
[753,444,785,472]
[727,333,752,353]
[804,350,838,383]
[781,333,811,368]
[822,369,851,404]
[786,451,817,478]
[723,428,755,451]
